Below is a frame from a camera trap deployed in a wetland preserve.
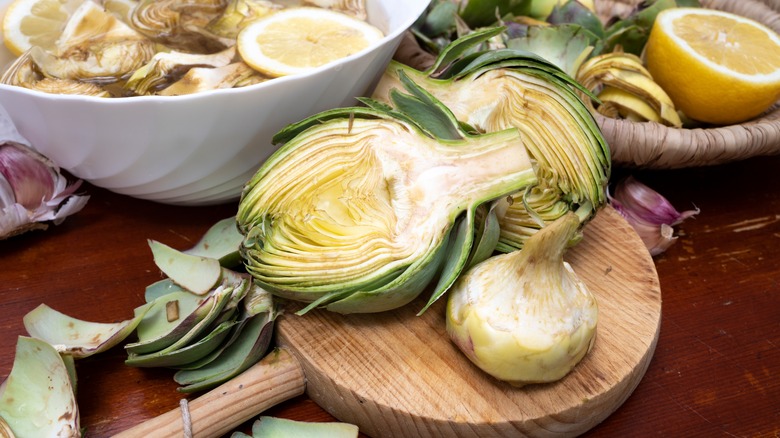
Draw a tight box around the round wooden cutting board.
[276,206,662,437]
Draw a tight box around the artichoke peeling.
[237,78,538,314]
[446,212,598,386]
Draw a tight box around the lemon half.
[237,7,384,78]
[2,0,82,56]
[645,8,780,125]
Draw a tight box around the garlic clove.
[609,176,698,256]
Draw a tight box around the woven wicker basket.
[593,0,780,168]
[393,0,780,168]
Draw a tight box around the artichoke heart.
[28,0,155,82]
[131,0,231,53]
[158,62,266,95]
[238,82,538,314]
[373,28,611,252]
[206,0,283,39]
[124,46,238,95]
[446,212,598,386]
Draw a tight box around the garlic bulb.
[446,212,598,386]
[0,106,89,240]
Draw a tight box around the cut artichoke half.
[0,337,79,438]
[373,26,611,252]
[22,303,151,359]
[237,75,538,314]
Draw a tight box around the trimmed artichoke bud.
[0,108,89,240]
[373,27,610,253]
[237,76,538,314]
[446,212,598,386]
[609,176,699,256]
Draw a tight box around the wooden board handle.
[113,348,305,438]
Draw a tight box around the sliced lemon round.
[237,7,384,78]
[645,8,780,125]
[2,0,82,56]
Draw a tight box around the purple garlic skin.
[609,176,699,256]
[0,141,89,240]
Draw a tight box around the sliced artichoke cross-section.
[237,80,538,314]
[373,27,611,252]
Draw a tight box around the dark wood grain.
[1,154,779,437]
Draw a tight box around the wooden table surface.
[1,155,778,437]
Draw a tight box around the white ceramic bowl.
[0,0,430,205]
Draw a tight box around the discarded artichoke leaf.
[22,303,151,359]
[174,307,277,392]
[0,337,79,438]
[127,285,233,359]
[158,62,264,96]
[126,290,213,354]
[149,239,223,295]
[124,46,237,95]
[174,283,273,371]
[183,216,244,268]
[172,315,247,370]
[238,74,536,314]
[125,318,238,368]
[241,416,359,438]
[61,354,77,395]
[144,278,189,303]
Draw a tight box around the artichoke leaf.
[126,290,216,354]
[22,303,151,359]
[183,216,243,268]
[124,319,238,368]
[149,239,222,295]
[0,337,79,438]
[173,307,278,392]
[126,285,234,361]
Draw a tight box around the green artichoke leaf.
[547,1,606,39]
[126,289,219,355]
[458,0,531,28]
[173,307,278,392]
[603,0,700,55]
[125,285,234,363]
[183,216,244,268]
[0,337,79,438]
[124,319,238,368]
[428,26,505,74]
[245,416,359,438]
[419,210,473,315]
[149,239,222,296]
[145,278,188,303]
[23,303,151,359]
[418,0,459,38]
[505,24,602,77]
[466,200,503,269]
